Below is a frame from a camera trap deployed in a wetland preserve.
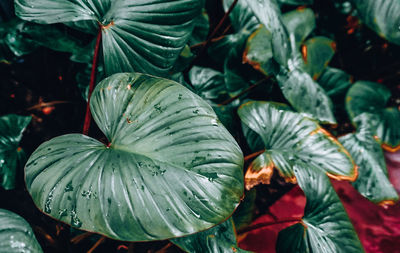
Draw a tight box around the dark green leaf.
[244,0,292,68]
[232,189,256,231]
[15,0,204,76]
[276,68,336,123]
[318,67,353,98]
[339,113,398,204]
[4,19,38,57]
[302,36,336,80]
[346,81,400,151]
[25,73,244,241]
[276,165,364,253]
[0,114,31,190]
[350,0,400,45]
[171,218,250,253]
[282,8,316,50]
[189,9,209,46]
[278,0,313,5]
[223,0,259,35]
[0,209,43,253]
[238,101,355,190]
[189,66,229,103]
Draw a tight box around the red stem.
[238,218,302,234]
[83,28,102,135]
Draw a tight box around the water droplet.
[64,182,74,192]
[58,209,67,217]
[45,186,56,214]
[211,119,218,126]
[70,209,82,228]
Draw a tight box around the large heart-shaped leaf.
[238,101,355,190]
[346,81,400,151]
[339,113,398,204]
[0,114,31,190]
[171,218,250,253]
[15,0,203,76]
[276,69,336,124]
[0,209,43,253]
[350,0,400,45]
[25,73,244,241]
[276,166,364,253]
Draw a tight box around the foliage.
[0,0,399,252]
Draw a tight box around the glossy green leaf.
[276,69,336,123]
[25,73,244,241]
[3,19,38,57]
[276,166,364,253]
[346,81,400,151]
[223,0,259,35]
[243,25,276,76]
[189,66,229,104]
[282,8,315,50]
[171,218,250,253]
[0,114,31,190]
[232,188,256,231]
[350,0,400,45]
[244,0,292,67]
[0,209,43,253]
[302,36,336,80]
[238,101,355,190]
[339,113,398,204]
[15,0,204,76]
[318,67,352,98]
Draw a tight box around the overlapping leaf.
[25,73,244,241]
[189,66,228,103]
[15,0,204,76]
[346,81,400,151]
[0,114,31,190]
[171,218,250,253]
[282,8,315,50]
[350,0,400,45]
[339,113,398,204]
[276,166,364,253]
[318,67,353,98]
[238,101,355,190]
[0,209,43,253]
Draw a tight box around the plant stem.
[70,232,92,244]
[219,77,271,106]
[238,218,301,234]
[87,236,106,253]
[186,0,238,71]
[244,149,266,162]
[26,100,71,111]
[82,28,102,135]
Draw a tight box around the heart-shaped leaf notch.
[15,0,204,76]
[25,73,244,241]
[238,101,357,190]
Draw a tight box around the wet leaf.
[282,8,316,50]
[346,81,400,151]
[276,166,364,253]
[0,209,43,253]
[350,0,400,45]
[276,68,336,123]
[339,113,398,204]
[171,218,250,253]
[238,101,355,190]
[0,114,31,190]
[25,73,244,241]
[15,0,204,76]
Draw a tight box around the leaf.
[15,0,204,76]
[244,0,292,68]
[243,25,277,76]
[350,0,400,45]
[233,189,256,231]
[4,19,38,57]
[276,166,364,253]
[171,218,250,253]
[339,113,399,204]
[276,68,336,123]
[277,0,313,5]
[238,101,355,190]
[0,114,31,190]
[318,67,353,98]
[189,9,209,46]
[301,36,336,80]
[0,209,43,253]
[282,8,316,50]
[189,66,229,104]
[346,81,400,151]
[25,73,244,241]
